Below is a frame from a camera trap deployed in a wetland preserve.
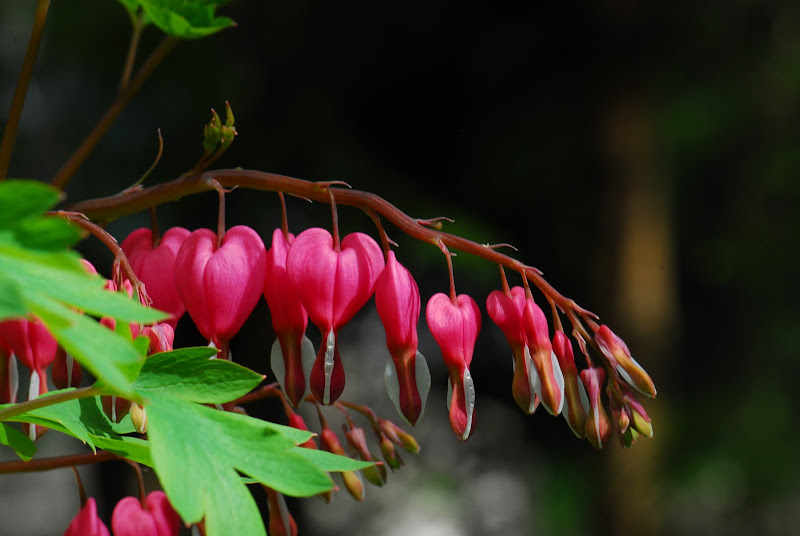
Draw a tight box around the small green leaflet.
[0,423,36,461]
[135,0,236,39]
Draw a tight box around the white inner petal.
[323,329,336,405]
[8,354,18,403]
[550,350,565,415]
[28,370,40,441]
[523,347,537,413]
[270,338,286,394]
[462,368,476,441]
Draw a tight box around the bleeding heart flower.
[0,338,18,404]
[521,297,564,416]
[122,227,191,328]
[426,293,481,441]
[486,286,539,414]
[375,250,431,425]
[111,491,181,536]
[64,497,110,536]
[174,226,267,350]
[264,228,315,407]
[265,487,298,536]
[0,317,57,439]
[287,228,384,404]
[580,366,611,450]
[552,330,588,438]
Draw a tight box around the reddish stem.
[278,192,289,240]
[329,188,340,252]
[0,450,118,474]
[498,265,511,296]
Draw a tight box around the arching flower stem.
[278,192,289,240]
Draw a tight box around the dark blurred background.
[2,1,799,535]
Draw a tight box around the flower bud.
[580,367,611,450]
[552,331,588,438]
[0,340,18,404]
[594,325,656,398]
[345,425,386,487]
[131,403,147,434]
[521,299,564,416]
[265,487,298,536]
[378,418,420,453]
[102,396,132,424]
[317,409,365,501]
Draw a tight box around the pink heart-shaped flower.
[174,226,266,348]
[122,227,190,328]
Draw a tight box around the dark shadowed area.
[2,1,799,535]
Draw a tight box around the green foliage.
[0,423,35,461]
[117,0,236,39]
[132,347,262,403]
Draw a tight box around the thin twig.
[52,37,178,190]
[0,450,118,474]
[0,0,51,180]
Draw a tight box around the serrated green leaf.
[0,180,61,230]
[291,447,374,472]
[92,434,152,465]
[0,422,36,461]
[133,347,262,403]
[146,393,335,536]
[138,0,235,39]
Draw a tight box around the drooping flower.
[486,286,539,413]
[265,487,298,536]
[552,330,588,438]
[426,293,481,441]
[264,229,315,407]
[580,366,612,450]
[174,226,267,351]
[52,347,82,389]
[286,228,384,404]
[375,250,430,425]
[521,297,564,415]
[594,324,657,398]
[64,497,110,536]
[122,227,191,328]
[111,491,181,536]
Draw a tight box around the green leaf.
[0,423,36,461]
[0,277,26,319]
[92,435,152,466]
[0,180,61,230]
[116,0,141,20]
[291,447,374,473]
[133,347,263,403]
[146,394,335,536]
[13,217,82,251]
[137,0,236,39]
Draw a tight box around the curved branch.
[66,169,591,318]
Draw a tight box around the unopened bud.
[265,487,298,536]
[552,331,587,438]
[51,348,82,390]
[131,403,147,433]
[378,419,419,453]
[345,426,386,487]
[595,325,656,398]
[102,395,132,423]
[580,367,611,450]
[378,433,403,471]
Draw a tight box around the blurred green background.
[2,1,799,535]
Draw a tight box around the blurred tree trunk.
[589,4,676,536]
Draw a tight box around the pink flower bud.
[122,227,190,328]
[595,325,656,398]
[345,425,386,486]
[552,331,588,438]
[286,410,317,450]
[580,367,611,450]
[521,298,564,416]
[426,293,481,441]
[264,229,314,407]
[174,226,267,349]
[102,396,132,424]
[375,251,430,425]
[64,497,109,536]
[287,228,384,404]
[319,426,364,501]
[265,487,298,536]
[486,286,539,414]
[111,491,180,536]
